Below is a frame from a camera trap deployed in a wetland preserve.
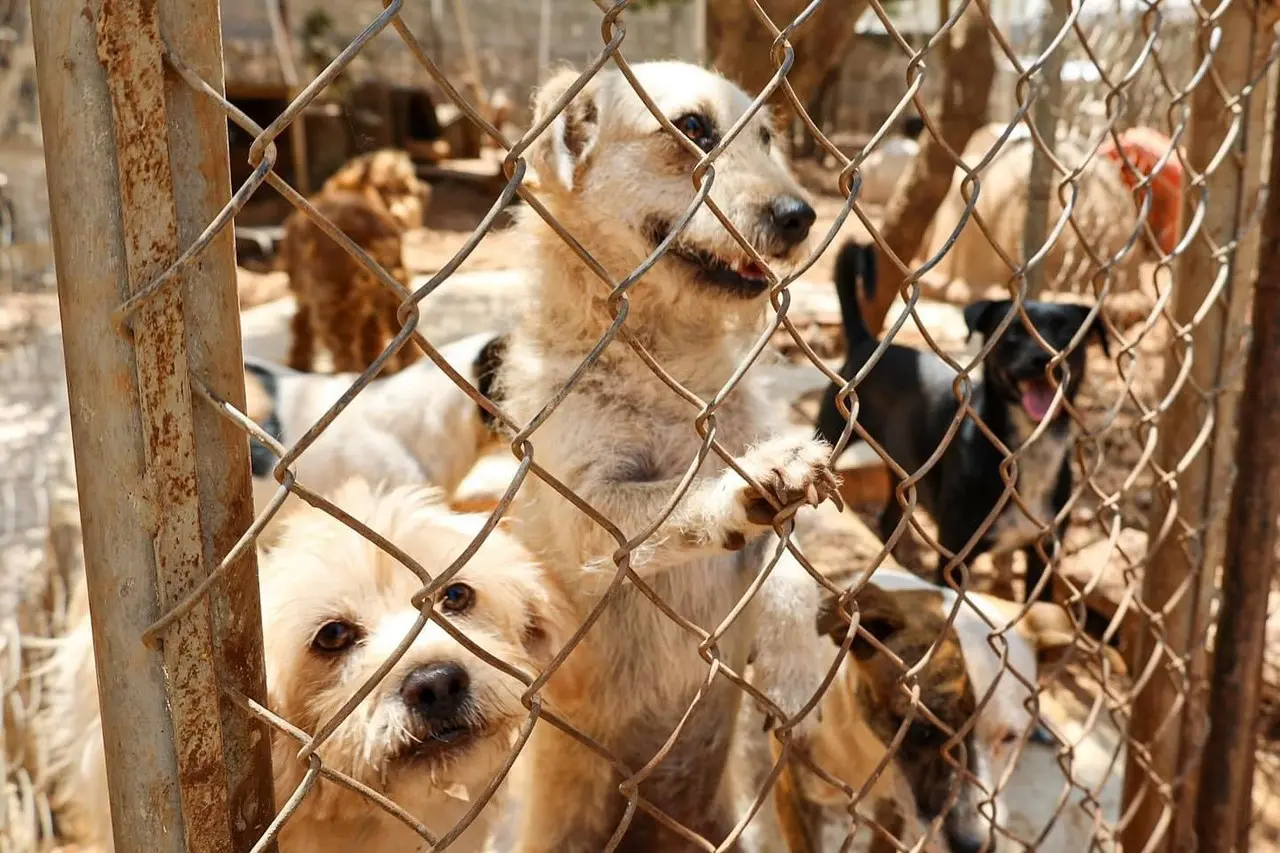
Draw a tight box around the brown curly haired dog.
[284,149,431,374]
[325,147,430,231]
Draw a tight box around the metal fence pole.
[693,0,707,67]
[30,1,274,852]
[1192,75,1280,853]
[1120,3,1264,851]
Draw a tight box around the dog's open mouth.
[645,217,772,297]
[401,719,484,766]
[677,248,771,296]
[1017,377,1058,422]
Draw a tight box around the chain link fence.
[11,0,1280,851]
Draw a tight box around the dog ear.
[1070,304,1111,356]
[817,583,907,660]
[521,580,591,702]
[529,67,602,192]
[325,152,370,194]
[962,299,1008,343]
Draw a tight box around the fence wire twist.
[14,0,1280,851]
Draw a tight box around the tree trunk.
[865,2,996,334]
[1020,0,1068,298]
[707,0,869,128]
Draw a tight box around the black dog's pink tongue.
[1021,382,1056,422]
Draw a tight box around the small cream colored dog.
[498,62,840,851]
[48,480,572,853]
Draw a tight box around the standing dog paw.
[733,435,843,527]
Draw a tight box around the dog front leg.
[565,474,763,577]
[570,436,841,577]
[748,541,832,738]
[1025,460,1074,603]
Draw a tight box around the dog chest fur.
[509,358,774,704]
[988,411,1074,554]
[505,371,779,847]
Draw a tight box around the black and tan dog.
[814,241,1108,601]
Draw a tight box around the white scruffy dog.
[48,480,574,853]
[496,61,840,851]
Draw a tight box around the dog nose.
[769,195,816,246]
[945,829,988,853]
[401,663,471,720]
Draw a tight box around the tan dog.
[774,568,1125,853]
[324,148,431,232]
[48,480,572,853]
[497,62,840,851]
[284,149,430,374]
[783,580,990,853]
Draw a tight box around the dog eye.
[759,127,772,148]
[674,113,716,152]
[312,620,360,653]
[439,582,476,614]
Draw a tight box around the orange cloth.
[1099,127,1184,256]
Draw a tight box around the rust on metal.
[158,0,278,846]
[1121,4,1268,851]
[31,0,190,848]
[93,1,235,851]
[1191,71,1280,852]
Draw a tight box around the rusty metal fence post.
[1192,77,1280,853]
[29,1,274,852]
[1121,3,1271,852]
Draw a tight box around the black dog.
[815,241,1108,601]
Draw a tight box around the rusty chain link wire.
[12,0,1280,851]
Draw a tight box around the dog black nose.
[401,662,470,720]
[769,195,816,246]
[946,833,986,853]
[945,830,987,853]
